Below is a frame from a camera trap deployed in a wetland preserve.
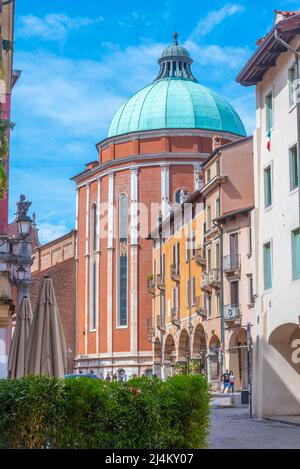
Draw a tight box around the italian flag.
[266,129,271,152]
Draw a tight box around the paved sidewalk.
[208,407,300,449]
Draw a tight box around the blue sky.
[9,0,300,243]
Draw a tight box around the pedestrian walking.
[106,374,111,381]
[229,371,235,393]
[222,369,230,393]
[99,373,104,380]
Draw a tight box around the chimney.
[212,135,223,152]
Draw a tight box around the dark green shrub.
[0,374,210,449]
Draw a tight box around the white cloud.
[190,3,245,39]
[10,36,254,238]
[185,40,251,70]
[18,13,104,42]
[37,220,69,244]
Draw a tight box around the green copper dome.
[108,34,246,138]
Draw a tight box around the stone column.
[84,183,90,355]
[161,164,170,219]
[130,168,139,358]
[107,173,114,357]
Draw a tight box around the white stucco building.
[237,10,300,417]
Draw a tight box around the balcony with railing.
[223,254,241,275]
[171,307,180,327]
[195,296,207,318]
[223,305,241,322]
[156,314,166,332]
[156,273,166,291]
[200,272,210,291]
[170,262,180,282]
[147,275,156,295]
[195,246,206,266]
[209,268,220,287]
[146,318,155,341]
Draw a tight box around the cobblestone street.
[208,408,300,449]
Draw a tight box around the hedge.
[0,374,210,449]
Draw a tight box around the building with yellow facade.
[148,136,255,390]
[148,190,207,379]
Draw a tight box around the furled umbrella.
[7,296,33,379]
[26,275,66,378]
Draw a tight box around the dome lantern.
[155,32,197,82]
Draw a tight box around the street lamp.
[16,265,26,283]
[17,213,32,238]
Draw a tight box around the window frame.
[289,144,299,192]
[263,240,273,291]
[264,164,273,209]
[288,63,297,109]
[265,90,274,133]
[117,193,129,329]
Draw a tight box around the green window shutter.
[290,146,299,190]
[264,166,272,207]
[292,229,300,281]
[289,65,297,107]
[266,93,273,132]
[264,242,272,290]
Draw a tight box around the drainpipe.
[274,28,300,225]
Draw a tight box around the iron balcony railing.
[156,314,166,331]
[171,307,180,325]
[195,296,207,318]
[223,254,241,272]
[201,272,210,290]
[170,262,180,282]
[223,305,240,321]
[147,276,155,295]
[156,273,166,290]
[208,268,220,285]
[195,246,206,265]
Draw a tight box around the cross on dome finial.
[173,31,178,45]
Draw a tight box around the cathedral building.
[72,34,246,378]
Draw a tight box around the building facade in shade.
[30,231,76,374]
[201,137,254,389]
[237,11,300,417]
[148,137,254,388]
[73,34,246,378]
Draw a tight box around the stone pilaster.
[107,173,114,356]
[161,164,170,218]
[84,183,90,354]
[130,168,139,354]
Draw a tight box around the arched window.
[118,194,128,327]
[92,204,97,252]
[91,261,97,330]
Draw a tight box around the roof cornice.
[237,14,300,86]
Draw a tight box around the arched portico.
[153,337,162,378]
[207,335,220,383]
[164,334,176,378]
[192,324,207,374]
[228,328,249,389]
[178,329,190,362]
[254,322,300,418]
[268,323,300,375]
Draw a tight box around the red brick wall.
[30,257,76,374]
